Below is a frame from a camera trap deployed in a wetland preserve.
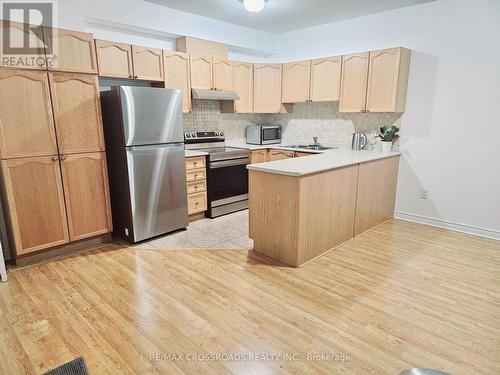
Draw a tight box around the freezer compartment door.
[120,86,184,146]
[126,143,188,242]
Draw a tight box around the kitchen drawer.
[187,192,207,214]
[268,149,294,161]
[185,156,206,170]
[186,168,206,182]
[187,180,206,194]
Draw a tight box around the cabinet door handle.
[60,156,67,160]
[52,156,59,161]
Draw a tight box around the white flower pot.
[381,141,393,153]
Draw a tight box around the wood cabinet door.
[250,149,267,164]
[213,58,232,90]
[1,157,69,255]
[49,72,105,154]
[44,28,97,73]
[339,52,369,112]
[0,21,47,70]
[310,56,341,102]
[366,47,411,112]
[95,40,133,78]
[282,60,311,103]
[164,50,191,113]
[0,70,57,158]
[254,64,282,113]
[190,55,213,89]
[60,152,112,241]
[267,149,294,161]
[232,61,253,113]
[132,45,164,81]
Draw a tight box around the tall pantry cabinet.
[0,27,112,258]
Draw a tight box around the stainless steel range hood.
[191,88,240,101]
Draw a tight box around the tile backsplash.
[183,100,266,139]
[183,100,402,147]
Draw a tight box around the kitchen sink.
[282,144,337,151]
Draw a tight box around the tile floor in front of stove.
[132,210,253,250]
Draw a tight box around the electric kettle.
[351,132,367,150]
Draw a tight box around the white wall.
[272,0,500,238]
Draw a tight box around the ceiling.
[147,0,434,33]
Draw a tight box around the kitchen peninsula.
[248,149,400,267]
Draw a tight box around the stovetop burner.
[184,131,250,161]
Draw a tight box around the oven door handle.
[210,157,250,169]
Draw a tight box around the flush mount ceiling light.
[240,0,268,13]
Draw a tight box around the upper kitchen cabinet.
[231,61,253,113]
[339,52,369,112]
[0,70,57,159]
[254,63,282,113]
[48,72,105,154]
[282,60,311,103]
[43,28,97,73]
[131,45,164,81]
[1,156,70,255]
[163,50,191,113]
[190,54,213,90]
[0,21,47,70]
[310,56,341,102]
[95,40,133,79]
[213,58,232,90]
[366,47,411,112]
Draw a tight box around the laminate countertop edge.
[185,150,208,157]
[247,150,401,177]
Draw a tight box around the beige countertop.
[185,150,208,157]
[247,148,400,177]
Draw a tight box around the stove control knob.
[220,132,224,137]
[186,134,191,138]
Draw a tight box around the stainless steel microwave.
[246,125,282,145]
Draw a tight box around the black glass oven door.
[208,159,249,204]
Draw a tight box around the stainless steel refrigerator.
[101,86,188,243]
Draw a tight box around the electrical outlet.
[420,189,429,200]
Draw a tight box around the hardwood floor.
[0,219,499,374]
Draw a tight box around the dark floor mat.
[43,357,88,375]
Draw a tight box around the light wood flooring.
[0,219,499,374]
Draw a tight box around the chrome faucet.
[313,137,319,146]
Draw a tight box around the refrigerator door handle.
[127,142,185,151]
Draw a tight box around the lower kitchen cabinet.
[1,156,70,255]
[267,149,294,161]
[250,149,267,164]
[0,152,113,256]
[60,152,112,241]
[185,156,207,216]
[187,191,207,215]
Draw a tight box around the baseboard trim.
[394,212,500,241]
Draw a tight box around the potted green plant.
[378,125,400,152]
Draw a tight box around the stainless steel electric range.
[184,131,250,218]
